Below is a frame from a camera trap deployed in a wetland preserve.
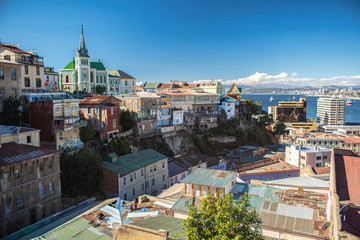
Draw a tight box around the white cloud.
[195,72,360,87]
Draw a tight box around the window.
[130,174,133,182]
[65,75,69,83]
[25,77,30,87]
[4,55,10,60]
[15,170,20,179]
[163,174,165,181]
[49,182,53,192]
[11,68,16,80]
[153,164,156,172]
[0,67,4,79]
[316,163,322,167]
[5,197,11,211]
[134,172,137,180]
[104,76,106,83]
[181,173,186,180]
[141,169,144,176]
[73,128,77,134]
[123,177,126,185]
[323,155,327,159]
[72,106,77,111]
[29,188,34,200]
[152,179,155,186]
[16,193,22,206]
[316,156,322,160]
[48,160,53,169]
[39,163,44,171]
[42,207,47,218]
[40,184,45,196]
[170,178,174,186]
[111,108,114,115]
[25,65,28,74]
[36,66,40,75]
[162,161,165,168]
[27,136,32,144]
[125,81,128,86]
[133,188,135,196]
[3,173,8,183]
[279,175,284,179]
[113,119,116,128]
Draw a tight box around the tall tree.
[180,192,264,240]
[120,110,137,131]
[60,147,103,196]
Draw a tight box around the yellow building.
[286,122,317,137]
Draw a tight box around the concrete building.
[0,59,21,111]
[108,70,136,94]
[193,92,220,114]
[44,67,59,92]
[285,122,317,137]
[0,43,44,92]
[116,92,160,135]
[0,143,61,238]
[195,114,217,132]
[168,153,209,187]
[317,97,345,125]
[29,99,85,150]
[60,26,135,94]
[79,95,121,141]
[172,108,184,125]
[219,96,236,119]
[157,95,171,127]
[0,125,40,147]
[268,98,307,122]
[98,149,169,200]
[285,144,331,168]
[164,92,194,113]
[198,80,223,94]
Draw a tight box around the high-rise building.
[316,97,345,126]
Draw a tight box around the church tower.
[75,25,90,92]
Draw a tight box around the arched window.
[91,72,94,83]
[65,75,69,83]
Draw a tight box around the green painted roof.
[40,217,111,240]
[108,74,120,78]
[108,70,135,79]
[90,61,106,71]
[143,82,159,89]
[64,59,75,69]
[102,149,167,176]
[130,216,184,238]
[180,169,237,188]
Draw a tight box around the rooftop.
[129,216,183,239]
[265,175,329,189]
[143,82,159,89]
[79,95,120,105]
[108,70,135,79]
[103,149,168,176]
[0,142,57,167]
[181,168,236,188]
[0,43,30,55]
[335,154,360,205]
[238,161,298,176]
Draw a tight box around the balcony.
[54,116,82,130]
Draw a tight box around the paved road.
[18,200,100,240]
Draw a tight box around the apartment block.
[285,144,331,168]
[79,95,121,141]
[0,44,44,91]
[0,143,61,238]
[0,59,21,111]
[29,99,85,150]
[268,98,307,122]
[198,80,223,94]
[317,97,345,125]
[44,67,59,92]
[98,149,169,200]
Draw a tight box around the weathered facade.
[0,143,61,238]
[0,59,21,111]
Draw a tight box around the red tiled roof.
[0,142,57,166]
[335,154,360,205]
[0,44,30,54]
[157,83,173,89]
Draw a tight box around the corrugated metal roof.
[180,168,236,188]
[266,176,329,188]
[102,149,167,176]
[130,215,183,238]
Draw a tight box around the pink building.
[285,145,331,168]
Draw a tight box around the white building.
[316,97,345,126]
[172,108,184,125]
[219,96,236,119]
[285,144,331,168]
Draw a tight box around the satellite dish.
[321,222,330,230]
[339,204,350,215]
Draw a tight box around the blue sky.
[1,0,360,86]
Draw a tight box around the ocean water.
[242,94,360,123]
